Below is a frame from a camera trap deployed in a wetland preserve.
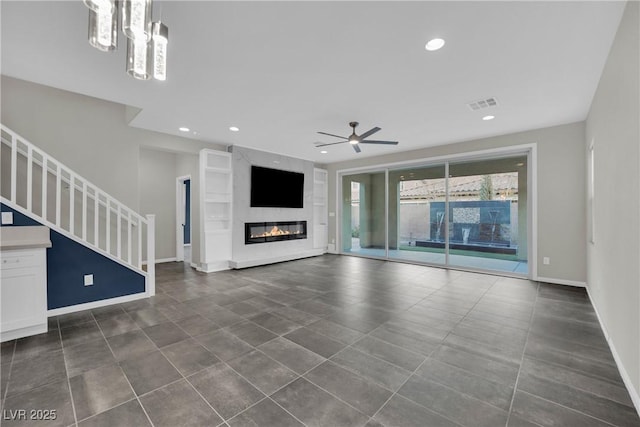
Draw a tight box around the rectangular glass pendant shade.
[126,37,151,80]
[88,4,117,51]
[152,22,168,81]
[83,0,114,13]
[85,0,168,81]
[122,0,152,42]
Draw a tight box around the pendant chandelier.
[84,0,168,81]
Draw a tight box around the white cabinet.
[199,149,232,272]
[313,168,328,250]
[1,248,48,342]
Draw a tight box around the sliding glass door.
[447,156,528,274]
[341,171,386,258]
[387,165,446,265]
[340,153,529,276]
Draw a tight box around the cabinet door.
[1,266,46,330]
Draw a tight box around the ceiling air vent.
[467,97,498,111]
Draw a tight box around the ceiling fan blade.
[353,144,361,153]
[314,141,347,147]
[360,140,399,145]
[317,131,348,140]
[358,127,381,140]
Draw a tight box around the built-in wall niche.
[313,168,328,249]
[203,169,231,232]
[199,149,232,272]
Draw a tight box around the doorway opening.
[176,175,192,264]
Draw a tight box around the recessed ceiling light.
[425,38,445,51]
[229,126,239,132]
[320,150,328,154]
[482,115,495,121]
[179,127,190,132]
[273,160,280,164]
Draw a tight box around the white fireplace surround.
[229,146,324,269]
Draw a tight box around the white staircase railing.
[1,124,155,295]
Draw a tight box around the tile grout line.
[439,277,535,424]
[503,285,631,427]
[218,344,332,426]
[367,275,500,426]
[514,389,620,427]
[288,275,493,421]
[334,274,480,416]
[92,310,156,427]
[212,324,407,427]
[17,259,630,427]
[367,348,465,427]
[133,319,228,425]
[57,316,80,427]
[522,350,628,391]
[504,281,540,426]
[1,337,17,409]
[129,295,303,426]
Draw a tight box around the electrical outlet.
[84,274,94,286]
[1,212,13,225]
[543,257,550,265]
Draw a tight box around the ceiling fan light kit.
[317,121,399,153]
[84,0,169,81]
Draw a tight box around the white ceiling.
[1,1,626,163]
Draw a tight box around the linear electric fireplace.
[245,221,307,244]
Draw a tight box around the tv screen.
[251,166,304,208]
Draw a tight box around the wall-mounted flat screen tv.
[250,165,304,208]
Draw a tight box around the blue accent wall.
[184,179,191,244]
[1,203,145,310]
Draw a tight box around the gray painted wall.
[586,1,639,402]
[327,121,587,283]
[139,148,177,261]
[1,76,226,268]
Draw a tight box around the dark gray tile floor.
[1,255,638,426]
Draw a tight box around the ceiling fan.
[315,121,399,153]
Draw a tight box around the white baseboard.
[197,261,230,273]
[1,323,48,342]
[142,257,177,265]
[47,292,147,316]
[230,249,325,269]
[535,276,587,287]
[586,287,640,416]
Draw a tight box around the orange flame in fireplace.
[251,226,301,238]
